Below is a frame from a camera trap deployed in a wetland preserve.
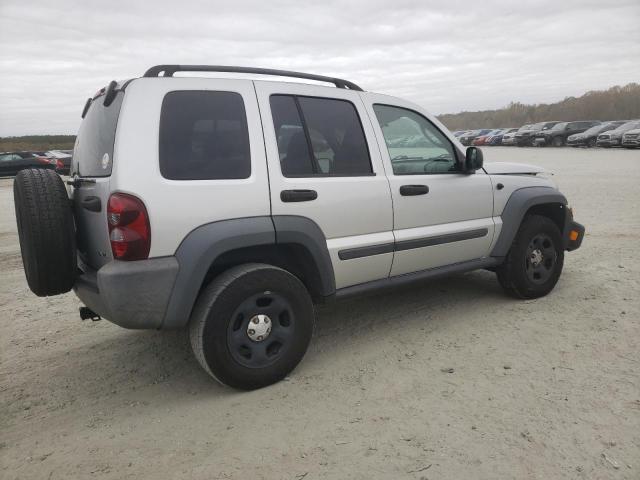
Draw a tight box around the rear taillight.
[107,193,150,261]
[56,159,64,169]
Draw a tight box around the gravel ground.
[1,147,639,480]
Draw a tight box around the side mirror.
[465,146,484,172]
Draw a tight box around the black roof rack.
[143,65,363,91]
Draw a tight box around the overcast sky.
[0,0,639,136]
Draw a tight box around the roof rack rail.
[143,65,363,91]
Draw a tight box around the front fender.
[491,187,568,257]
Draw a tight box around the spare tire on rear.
[14,169,77,296]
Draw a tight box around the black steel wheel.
[189,263,314,390]
[227,291,296,369]
[525,233,557,284]
[496,215,564,299]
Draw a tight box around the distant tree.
[438,83,640,131]
[0,135,76,152]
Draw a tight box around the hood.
[483,162,546,175]
[623,128,640,135]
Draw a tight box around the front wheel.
[496,215,564,299]
[587,138,596,148]
[189,263,314,390]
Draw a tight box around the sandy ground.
[1,147,639,480]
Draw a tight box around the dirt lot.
[1,147,639,479]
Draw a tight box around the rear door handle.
[399,185,429,196]
[280,189,318,202]
[81,196,102,212]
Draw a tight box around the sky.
[0,0,639,136]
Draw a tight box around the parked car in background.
[459,129,492,146]
[452,130,465,137]
[490,128,518,145]
[0,151,56,177]
[472,129,503,146]
[621,128,640,148]
[45,150,73,175]
[502,126,528,146]
[515,121,561,146]
[567,121,627,148]
[597,120,640,147]
[533,120,600,147]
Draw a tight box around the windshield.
[585,123,613,135]
[530,123,545,131]
[615,121,640,133]
[550,122,568,131]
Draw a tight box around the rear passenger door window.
[270,95,372,177]
[159,91,251,180]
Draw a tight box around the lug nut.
[257,336,263,341]
[264,318,269,323]
[252,318,259,324]
[248,329,255,335]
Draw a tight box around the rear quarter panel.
[111,78,271,257]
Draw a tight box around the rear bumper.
[74,257,179,329]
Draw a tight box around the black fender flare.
[491,187,568,257]
[163,215,335,328]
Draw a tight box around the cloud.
[0,0,639,135]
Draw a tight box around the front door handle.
[280,189,318,202]
[399,185,429,196]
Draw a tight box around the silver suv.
[13,65,584,389]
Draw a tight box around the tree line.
[0,135,75,152]
[438,83,640,131]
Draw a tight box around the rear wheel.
[496,215,564,299]
[552,136,564,147]
[13,169,76,296]
[189,263,314,390]
[587,137,596,148]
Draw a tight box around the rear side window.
[159,91,251,180]
[270,94,372,177]
[74,92,124,177]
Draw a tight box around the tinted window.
[270,95,315,176]
[159,91,250,180]
[373,104,457,175]
[270,95,372,177]
[74,92,124,177]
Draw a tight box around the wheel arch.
[491,187,568,258]
[162,216,335,329]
